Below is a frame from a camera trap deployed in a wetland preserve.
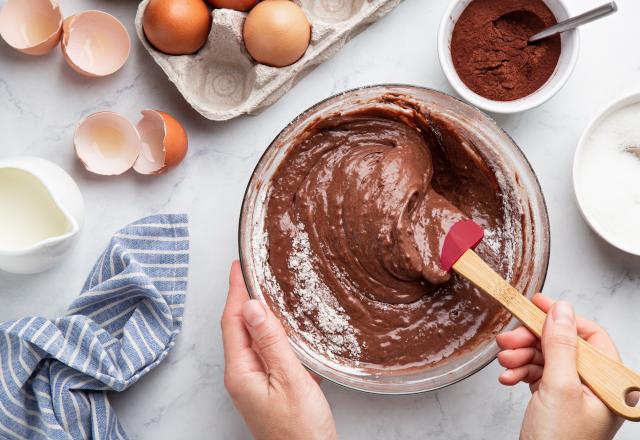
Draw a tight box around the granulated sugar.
[575,101,640,252]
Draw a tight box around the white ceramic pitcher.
[0,157,84,274]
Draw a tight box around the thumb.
[241,299,306,381]
[541,301,581,394]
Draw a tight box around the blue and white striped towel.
[0,214,189,440]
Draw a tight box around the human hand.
[496,293,635,440]
[221,261,337,440]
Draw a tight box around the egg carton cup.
[135,0,403,121]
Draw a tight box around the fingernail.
[242,300,266,328]
[552,301,574,326]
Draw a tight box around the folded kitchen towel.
[0,214,189,440]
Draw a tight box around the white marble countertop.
[1,0,640,438]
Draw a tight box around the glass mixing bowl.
[239,85,550,394]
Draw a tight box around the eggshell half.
[0,0,62,55]
[134,110,188,174]
[62,11,130,77]
[75,112,141,176]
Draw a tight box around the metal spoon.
[528,2,617,43]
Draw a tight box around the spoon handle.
[529,1,617,43]
[453,249,640,421]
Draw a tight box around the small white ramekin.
[573,92,640,256]
[437,0,580,114]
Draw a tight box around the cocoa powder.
[451,0,561,102]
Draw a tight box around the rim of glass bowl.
[238,84,550,395]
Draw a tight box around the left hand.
[221,261,337,440]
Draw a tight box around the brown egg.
[243,0,310,68]
[143,0,211,55]
[207,0,259,12]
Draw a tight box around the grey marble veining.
[1,0,639,438]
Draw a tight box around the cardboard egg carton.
[135,0,403,121]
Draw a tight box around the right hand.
[496,293,635,440]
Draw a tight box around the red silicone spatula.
[441,219,640,421]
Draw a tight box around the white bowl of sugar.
[573,92,640,255]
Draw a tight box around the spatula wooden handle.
[453,249,640,421]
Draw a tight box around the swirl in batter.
[264,99,522,370]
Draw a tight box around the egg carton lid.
[135,0,403,121]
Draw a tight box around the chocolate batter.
[263,96,523,370]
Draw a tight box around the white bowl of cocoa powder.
[438,0,580,114]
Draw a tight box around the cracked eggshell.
[62,11,130,77]
[74,112,141,176]
[134,110,188,175]
[0,0,63,55]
